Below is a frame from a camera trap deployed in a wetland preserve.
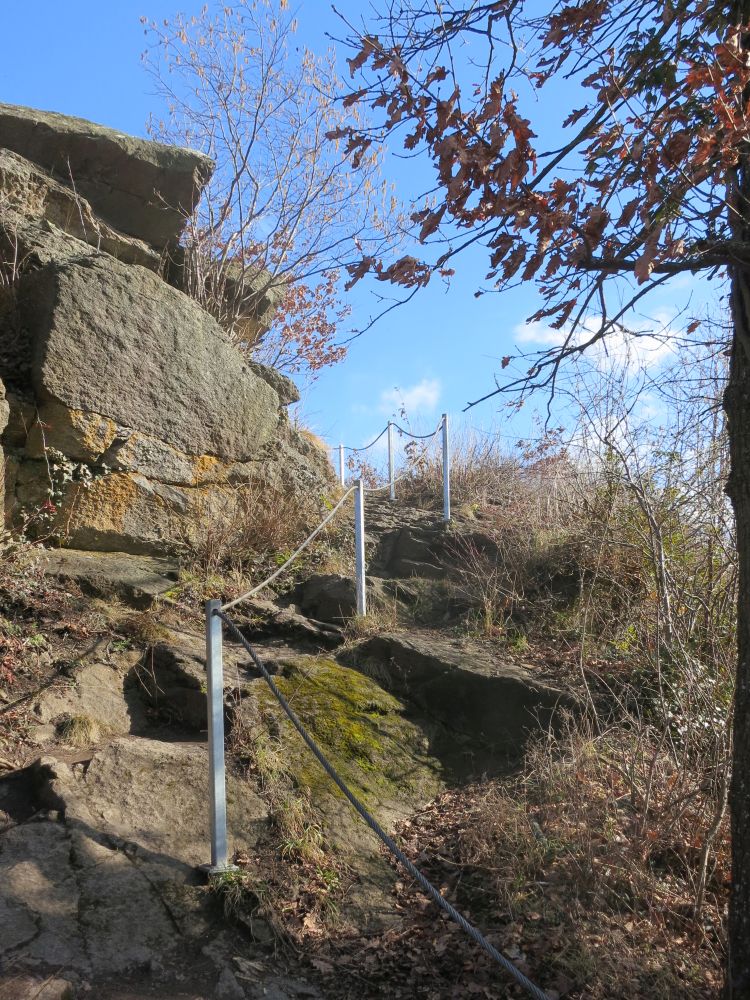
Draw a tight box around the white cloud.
[513,311,679,373]
[516,320,566,347]
[379,378,441,417]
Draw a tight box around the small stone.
[1,977,76,1000]
[216,967,246,1000]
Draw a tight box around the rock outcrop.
[0,147,159,269]
[0,104,333,553]
[0,103,213,250]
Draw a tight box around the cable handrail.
[391,419,443,440]
[219,486,356,613]
[341,416,444,454]
[344,425,389,453]
[363,470,411,494]
[203,409,569,998]
[335,415,450,516]
[217,610,550,1000]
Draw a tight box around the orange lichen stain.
[192,454,225,484]
[60,473,141,533]
[68,410,118,457]
[25,404,117,461]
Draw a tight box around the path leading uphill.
[0,497,574,1000]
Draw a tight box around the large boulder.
[344,631,576,753]
[0,148,159,269]
[0,103,213,249]
[0,106,334,553]
[2,253,330,551]
[1,253,291,551]
[19,255,280,462]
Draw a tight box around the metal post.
[388,421,395,501]
[338,444,345,487]
[205,599,230,872]
[442,412,451,523]
[354,479,367,616]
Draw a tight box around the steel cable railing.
[220,486,356,613]
[343,425,390,453]
[215,609,551,1000]
[336,416,449,515]
[391,419,444,440]
[218,415,451,619]
[363,470,412,494]
[197,408,561,999]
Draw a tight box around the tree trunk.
[726,268,750,997]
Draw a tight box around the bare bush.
[143,0,404,378]
[180,479,349,602]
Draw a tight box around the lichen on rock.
[0,103,335,553]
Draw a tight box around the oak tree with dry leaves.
[333,0,750,992]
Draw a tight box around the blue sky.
[1,2,719,463]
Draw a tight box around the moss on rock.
[236,655,444,844]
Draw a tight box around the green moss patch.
[238,656,444,842]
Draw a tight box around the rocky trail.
[0,102,575,999]
[0,495,575,1000]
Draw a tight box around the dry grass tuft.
[57,713,101,747]
[178,480,350,605]
[224,708,354,942]
[118,611,171,646]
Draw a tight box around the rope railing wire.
[341,417,443,454]
[344,425,389,453]
[391,419,444,440]
[216,609,550,1000]
[363,470,411,494]
[219,486,356,613]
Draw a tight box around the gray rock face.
[39,738,268,869]
[0,103,214,249]
[21,255,280,461]
[297,573,357,624]
[0,148,159,268]
[33,654,146,737]
[247,359,300,406]
[0,104,334,554]
[143,626,255,731]
[345,630,576,752]
[39,548,179,609]
[0,736,268,981]
[1,254,331,552]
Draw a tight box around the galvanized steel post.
[354,479,367,616]
[338,444,345,487]
[388,421,395,501]
[442,413,451,523]
[205,599,230,871]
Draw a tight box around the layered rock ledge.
[0,103,332,552]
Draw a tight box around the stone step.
[342,630,576,754]
[39,549,179,610]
